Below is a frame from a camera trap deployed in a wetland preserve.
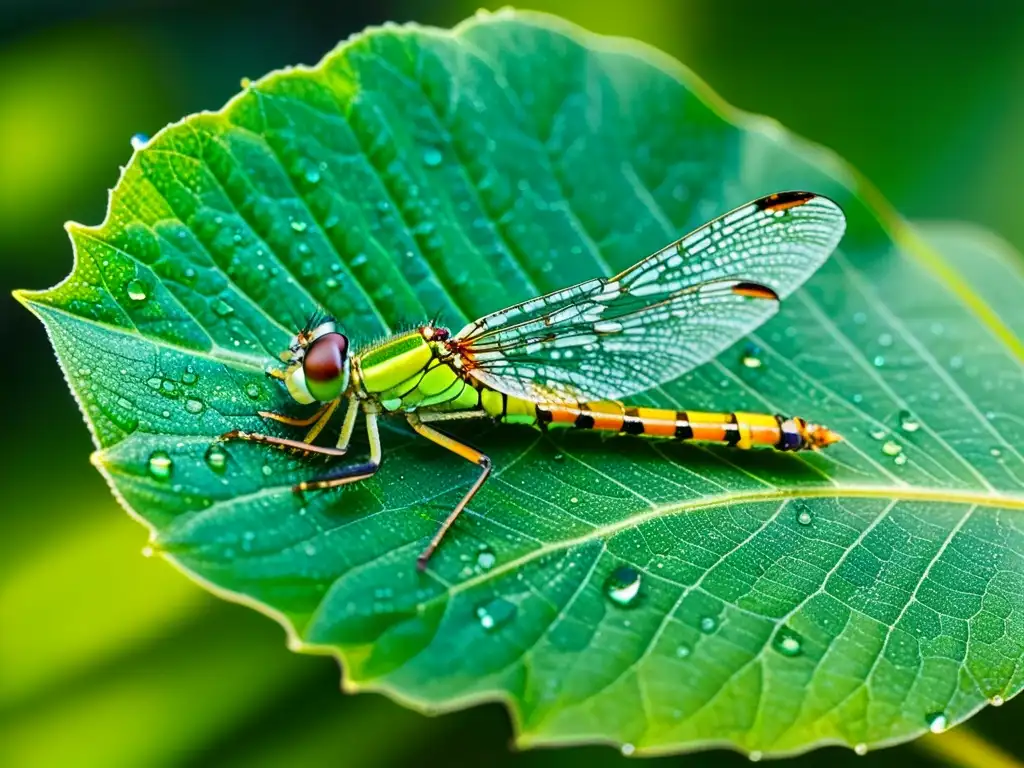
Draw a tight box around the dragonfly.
[220,190,846,569]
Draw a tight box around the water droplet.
[213,299,234,317]
[147,450,173,480]
[748,750,763,762]
[949,355,964,370]
[739,343,764,369]
[182,369,199,385]
[893,454,908,466]
[204,444,228,473]
[569,496,578,504]
[872,355,885,367]
[160,380,179,397]
[325,277,339,289]
[869,427,886,440]
[351,253,369,267]
[184,398,204,414]
[898,410,920,433]
[475,598,516,631]
[240,76,252,89]
[772,626,804,657]
[881,440,902,457]
[990,695,1004,707]
[304,167,321,184]
[604,566,642,607]
[130,133,149,150]
[854,743,868,756]
[877,332,894,347]
[141,545,155,558]
[853,312,867,324]
[990,447,1003,457]
[796,506,813,526]
[244,382,262,400]
[422,147,443,167]
[290,220,308,233]
[926,712,947,734]
[126,279,147,302]
[476,546,496,571]
[261,464,273,477]
[675,643,691,659]
[699,616,718,633]
[620,743,636,757]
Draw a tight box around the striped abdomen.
[522,401,837,451]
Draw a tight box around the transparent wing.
[453,192,846,403]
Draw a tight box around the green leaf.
[17,9,1023,758]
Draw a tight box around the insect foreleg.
[294,410,382,493]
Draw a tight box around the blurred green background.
[2,1,1022,766]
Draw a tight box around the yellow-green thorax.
[353,329,490,415]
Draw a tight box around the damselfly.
[220,191,845,568]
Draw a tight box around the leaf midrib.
[438,484,1024,595]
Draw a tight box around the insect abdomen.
[523,401,823,451]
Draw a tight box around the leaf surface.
[18,10,1023,757]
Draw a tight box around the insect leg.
[294,410,382,493]
[215,430,349,458]
[257,401,332,427]
[301,398,340,443]
[406,412,491,571]
[218,397,349,459]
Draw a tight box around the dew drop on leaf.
[990,447,1002,457]
[204,444,228,473]
[620,743,636,757]
[748,750,762,762]
[897,410,920,432]
[854,743,868,756]
[261,464,273,477]
[422,147,443,167]
[126,279,147,302]
[675,643,691,659]
[184,398,204,414]
[739,343,763,369]
[604,566,642,607]
[244,382,263,400]
[130,133,149,150]
[475,597,516,631]
[872,355,885,367]
[240,76,252,89]
[699,616,718,633]
[881,440,902,457]
[877,332,893,347]
[290,220,308,233]
[304,167,321,184]
[772,626,804,657]
[147,450,173,480]
[476,546,497,571]
[141,545,155,558]
[182,369,199,385]
[893,454,908,466]
[926,712,948,734]
[213,299,234,317]
[869,427,886,440]
[991,695,1004,707]
[796,506,813,526]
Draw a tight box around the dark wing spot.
[756,191,815,212]
[731,282,780,301]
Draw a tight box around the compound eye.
[302,333,349,401]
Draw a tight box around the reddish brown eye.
[303,333,348,382]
